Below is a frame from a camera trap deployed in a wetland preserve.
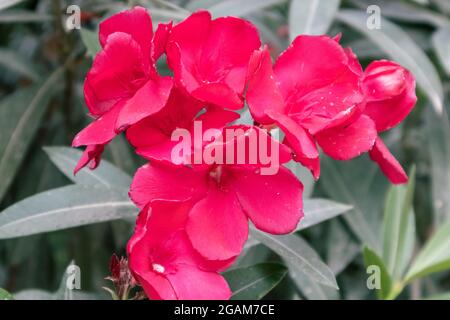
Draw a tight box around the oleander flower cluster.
[72,6,417,300]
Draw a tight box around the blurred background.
[0,0,450,300]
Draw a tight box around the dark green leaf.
[224,263,287,300]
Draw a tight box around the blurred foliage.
[0,0,450,300]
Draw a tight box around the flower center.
[209,165,223,184]
[152,263,165,274]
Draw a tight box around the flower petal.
[246,46,286,124]
[167,11,260,109]
[363,60,417,132]
[316,115,377,160]
[369,137,408,184]
[115,77,173,132]
[84,33,148,116]
[72,101,123,148]
[231,166,303,234]
[99,6,153,60]
[73,144,105,174]
[129,163,208,208]
[187,186,248,260]
[167,265,231,300]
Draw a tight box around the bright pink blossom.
[128,200,232,300]
[129,126,303,261]
[166,10,261,110]
[72,7,173,173]
[246,36,364,178]
[316,59,416,184]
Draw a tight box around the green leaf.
[80,29,101,58]
[289,0,340,40]
[432,26,450,76]
[382,166,416,280]
[326,220,360,275]
[0,0,24,11]
[296,198,352,231]
[405,220,450,282]
[363,246,392,300]
[352,0,449,27]
[425,107,450,226]
[0,67,64,203]
[0,9,53,23]
[320,156,384,250]
[223,263,287,300]
[0,288,13,300]
[0,185,136,239]
[337,9,444,113]
[0,48,39,80]
[44,147,131,189]
[425,292,450,300]
[250,228,338,289]
[287,261,339,300]
[209,0,286,18]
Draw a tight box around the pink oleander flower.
[126,87,239,165]
[314,59,416,184]
[247,37,416,184]
[246,36,365,178]
[129,125,303,261]
[72,6,173,173]
[166,10,261,110]
[127,200,232,300]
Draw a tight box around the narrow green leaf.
[43,147,132,190]
[405,220,450,282]
[425,292,450,300]
[224,263,287,300]
[326,220,360,275]
[289,0,340,40]
[0,185,136,239]
[80,29,101,58]
[0,0,23,11]
[382,167,416,280]
[0,67,64,202]
[363,246,392,300]
[0,48,39,80]
[320,156,384,250]
[425,107,450,226]
[209,0,286,18]
[250,228,338,289]
[352,0,449,27]
[296,199,352,231]
[337,9,444,113]
[285,161,315,198]
[432,26,450,76]
[0,288,13,300]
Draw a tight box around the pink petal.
[73,144,105,174]
[231,166,303,234]
[187,186,248,260]
[72,101,123,147]
[246,46,286,124]
[167,265,231,300]
[129,163,208,208]
[115,77,173,132]
[316,114,378,160]
[167,11,260,109]
[152,21,173,62]
[135,271,177,300]
[192,82,243,110]
[99,6,153,60]
[84,32,148,116]
[369,137,408,184]
[267,111,320,178]
[363,60,417,132]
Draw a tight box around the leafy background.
[1,0,450,300]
